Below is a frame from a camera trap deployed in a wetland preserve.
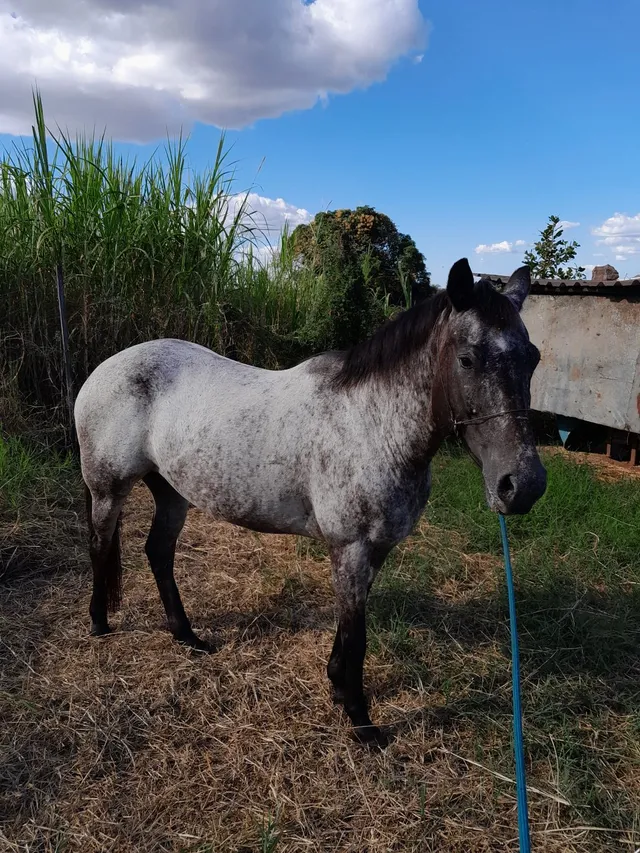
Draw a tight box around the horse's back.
[74,339,320,522]
[76,338,274,420]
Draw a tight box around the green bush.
[296,230,385,352]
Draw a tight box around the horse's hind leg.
[87,486,129,637]
[143,472,210,652]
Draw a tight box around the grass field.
[1,437,639,852]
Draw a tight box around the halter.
[434,343,531,440]
[452,408,530,435]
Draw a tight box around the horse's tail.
[85,482,123,612]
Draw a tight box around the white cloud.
[557,220,580,230]
[0,0,427,141]
[230,192,312,235]
[592,212,640,260]
[230,192,312,266]
[474,239,528,255]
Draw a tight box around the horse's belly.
[206,492,318,537]
[161,459,320,538]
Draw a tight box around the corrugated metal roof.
[479,274,640,295]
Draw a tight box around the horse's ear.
[446,258,475,312]
[503,265,531,311]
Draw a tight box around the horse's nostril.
[497,474,516,499]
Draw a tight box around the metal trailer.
[481,273,640,466]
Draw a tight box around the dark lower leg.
[88,501,123,636]
[148,545,185,635]
[89,552,111,635]
[339,607,377,738]
[329,543,388,746]
[86,476,140,639]
[327,626,346,702]
[146,536,207,648]
[144,474,210,651]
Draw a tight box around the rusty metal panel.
[521,294,640,433]
[480,273,640,295]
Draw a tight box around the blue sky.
[2,0,640,284]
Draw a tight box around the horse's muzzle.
[487,457,547,515]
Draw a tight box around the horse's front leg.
[328,541,388,747]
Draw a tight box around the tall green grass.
[0,433,76,513]
[0,94,322,422]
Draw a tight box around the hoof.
[352,724,389,749]
[89,622,112,637]
[176,631,215,654]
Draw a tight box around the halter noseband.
[452,408,530,437]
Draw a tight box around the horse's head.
[440,258,546,515]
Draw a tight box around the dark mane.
[333,290,452,389]
[333,280,519,389]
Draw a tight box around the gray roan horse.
[75,258,546,746]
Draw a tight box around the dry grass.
[1,473,639,852]
[543,446,640,483]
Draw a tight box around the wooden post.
[56,261,76,447]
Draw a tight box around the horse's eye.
[458,356,473,369]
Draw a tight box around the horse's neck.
[361,342,446,471]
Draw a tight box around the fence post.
[56,261,76,448]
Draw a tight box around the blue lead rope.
[499,514,531,853]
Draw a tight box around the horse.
[75,258,546,746]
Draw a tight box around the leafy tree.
[292,206,432,307]
[523,215,586,279]
[297,229,385,352]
